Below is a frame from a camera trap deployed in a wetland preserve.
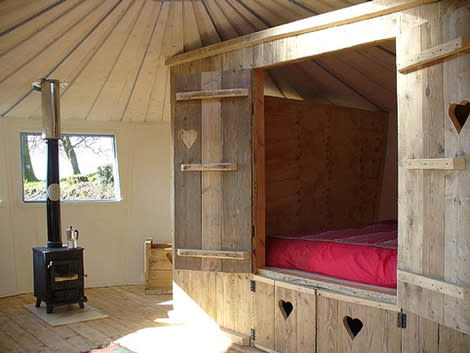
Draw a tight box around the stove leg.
[35,299,41,308]
[79,300,84,309]
[46,305,53,314]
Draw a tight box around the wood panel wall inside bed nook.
[264,97,390,236]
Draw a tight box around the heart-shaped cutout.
[448,100,470,134]
[343,316,363,340]
[178,129,198,150]
[279,300,294,319]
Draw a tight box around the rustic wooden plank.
[201,71,223,271]
[406,157,466,170]
[258,267,397,304]
[221,69,252,273]
[166,0,436,66]
[397,4,470,335]
[180,163,237,172]
[401,312,439,353]
[442,3,470,336]
[176,248,250,260]
[254,278,275,351]
[174,72,202,270]
[398,36,470,73]
[317,290,401,312]
[176,88,249,101]
[253,70,266,271]
[316,295,339,353]
[398,270,469,300]
[216,273,253,336]
[295,288,316,353]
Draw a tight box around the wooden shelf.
[176,88,248,101]
[398,36,470,74]
[258,267,397,305]
[181,163,237,172]
[176,248,250,260]
[405,158,465,170]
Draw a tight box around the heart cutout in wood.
[279,300,294,319]
[178,129,198,150]
[343,316,363,340]
[448,99,470,134]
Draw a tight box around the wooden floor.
[0,286,262,353]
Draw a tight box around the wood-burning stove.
[33,247,86,313]
[32,78,87,313]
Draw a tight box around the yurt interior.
[0,1,469,352]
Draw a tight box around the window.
[21,133,120,202]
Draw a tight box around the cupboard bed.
[169,1,470,351]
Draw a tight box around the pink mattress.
[266,221,398,288]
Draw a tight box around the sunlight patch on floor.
[116,321,232,353]
[116,285,233,353]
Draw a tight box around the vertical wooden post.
[252,69,265,271]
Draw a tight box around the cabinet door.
[173,70,253,273]
[396,4,470,335]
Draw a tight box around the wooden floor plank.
[0,285,263,353]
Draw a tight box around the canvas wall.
[0,118,172,297]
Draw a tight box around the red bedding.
[266,221,398,288]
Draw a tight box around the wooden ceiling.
[0,0,397,125]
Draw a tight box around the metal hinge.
[250,280,256,292]
[250,328,256,341]
[397,312,407,328]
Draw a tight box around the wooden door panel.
[174,70,252,272]
[396,4,470,335]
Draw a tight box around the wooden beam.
[180,163,237,172]
[175,88,248,101]
[176,249,250,260]
[405,157,466,170]
[398,36,470,74]
[166,0,438,67]
[398,270,470,300]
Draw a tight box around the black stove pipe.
[46,138,61,248]
[35,78,63,248]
